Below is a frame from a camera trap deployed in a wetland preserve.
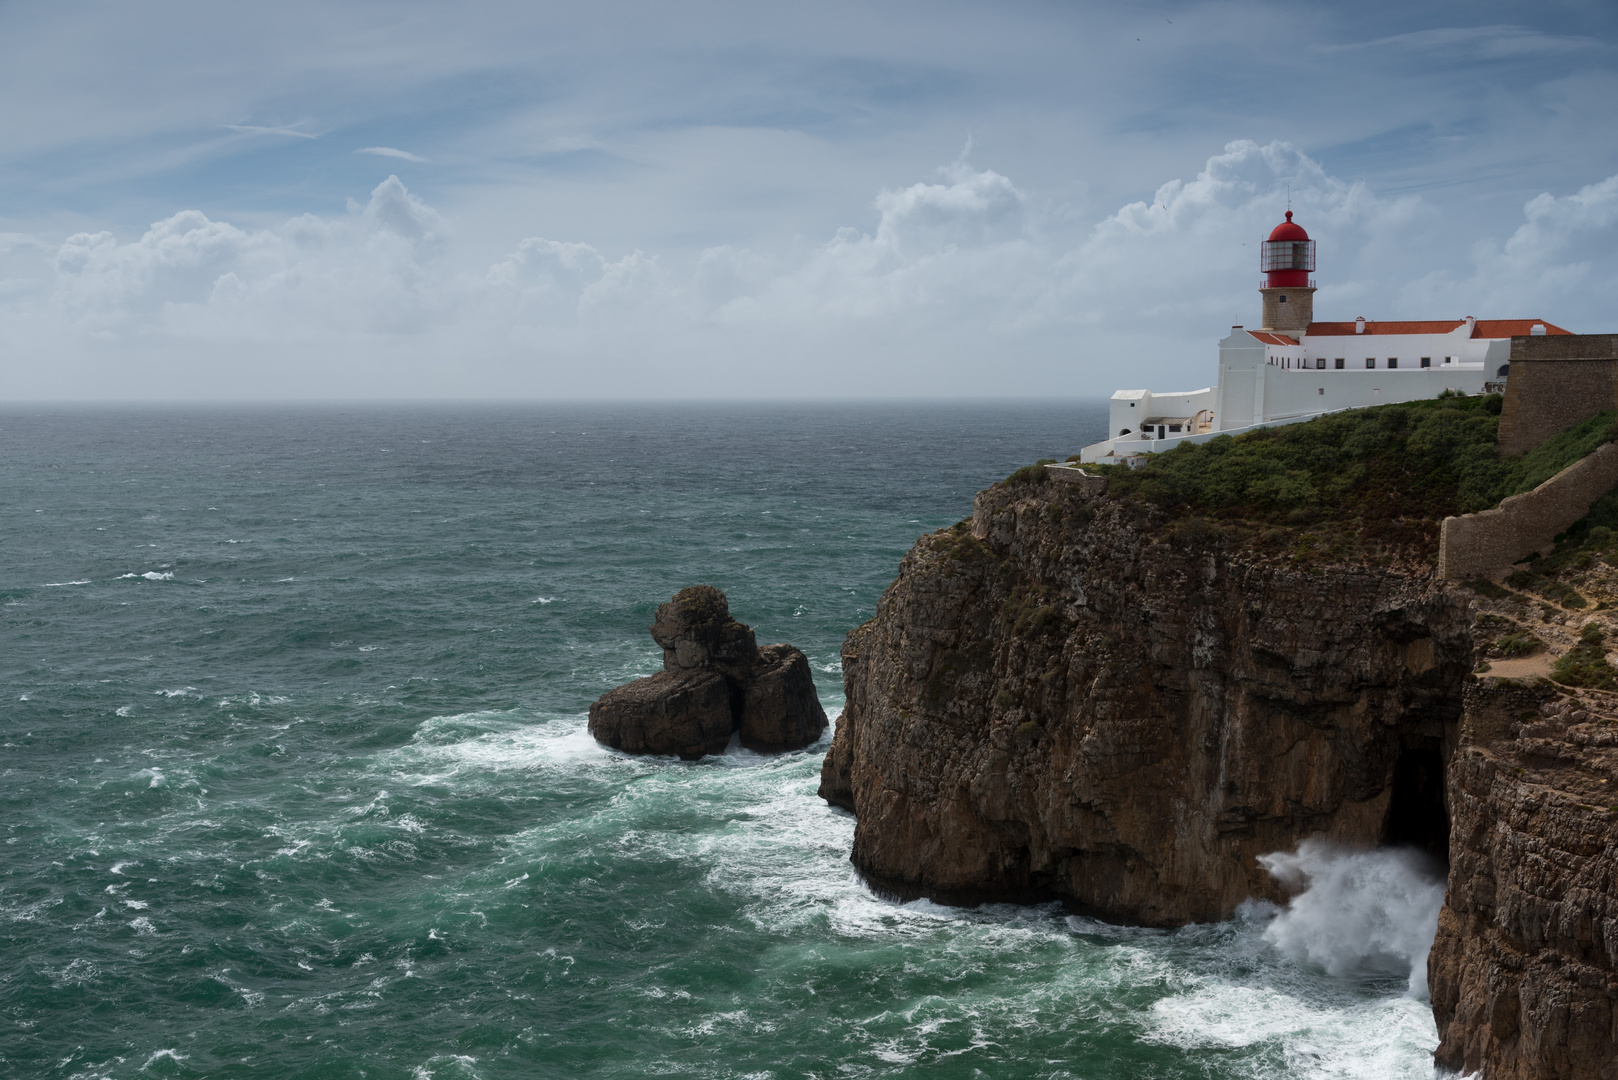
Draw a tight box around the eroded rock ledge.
[590,586,827,759]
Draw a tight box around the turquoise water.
[0,404,1438,1079]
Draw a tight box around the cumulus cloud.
[46,175,447,342]
[1391,173,1618,327]
[6,145,1618,398]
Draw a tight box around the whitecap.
[45,958,100,987]
[129,917,156,935]
[411,1054,480,1080]
[115,706,134,717]
[42,580,91,587]
[141,1049,187,1069]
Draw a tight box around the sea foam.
[1258,839,1447,998]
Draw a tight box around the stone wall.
[1497,335,1618,455]
[1259,285,1313,333]
[1042,464,1108,495]
[1437,443,1618,579]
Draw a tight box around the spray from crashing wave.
[1257,839,1447,999]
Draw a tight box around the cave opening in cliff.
[1382,745,1449,865]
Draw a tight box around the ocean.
[1,402,1441,1079]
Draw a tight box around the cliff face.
[1429,679,1618,1079]
[820,475,1471,925]
[822,468,1618,1076]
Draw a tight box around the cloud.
[357,146,429,163]
[1406,173,1618,319]
[223,124,319,139]
[7,146,1618,399]
[1324,25,1602,60]
[43,175,447,344]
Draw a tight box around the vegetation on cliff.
[1086,395,1618,525]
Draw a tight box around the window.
[1365,358,1375,369]
[1316,358,1326,369]
[1335,358,1344,369]
[1498,364,1510,378]
[1318,388,1325,395]
[1278,294,1287,303]
[1168,424,1182,433]
[1420,357,1431,368]
[1119,428,1131,436]
[1388,357,1398,369]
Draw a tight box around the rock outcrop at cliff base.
[590,586,828,759]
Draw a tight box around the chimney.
[1531,323,1547,336]
[1355,316,1365,334]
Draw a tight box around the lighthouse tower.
[1259,210,1316,333]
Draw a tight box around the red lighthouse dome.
[1261,210,1315,288]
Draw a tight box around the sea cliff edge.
[821,465,1618,1079]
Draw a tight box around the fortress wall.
[1497,335,1618,456]
[1437,443,1618,579]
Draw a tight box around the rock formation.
[1429,675,1618,1079]
[590,586,828,759]
[820,466,1618,1077]
[820,471,1469,922]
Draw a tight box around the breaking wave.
[1258,839,1448,998]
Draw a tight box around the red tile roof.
[1304,319,1572,338]
[1249,332,1299,345]
[1471,319,1573,338]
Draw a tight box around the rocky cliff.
[820,466,1617,1076]
[821,470,1470,922]
[1430,674,1618,1078]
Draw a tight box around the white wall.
[1215,330,1266,430]
[1109,387,1216,439]
[1261,366,1490,419]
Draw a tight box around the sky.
[2,0,1616,400]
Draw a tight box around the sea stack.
[589,586,828,759]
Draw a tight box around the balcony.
[1261,278,1317,289]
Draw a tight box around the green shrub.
[1092,397,1618,526]
[1552,624,1618,690]
[1004,463,1049,486]
[1495,629,1544,658]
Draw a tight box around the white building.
[1079,211,1571,463]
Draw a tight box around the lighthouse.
[1259,210,1315,333]
[1078,207,1573,463]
